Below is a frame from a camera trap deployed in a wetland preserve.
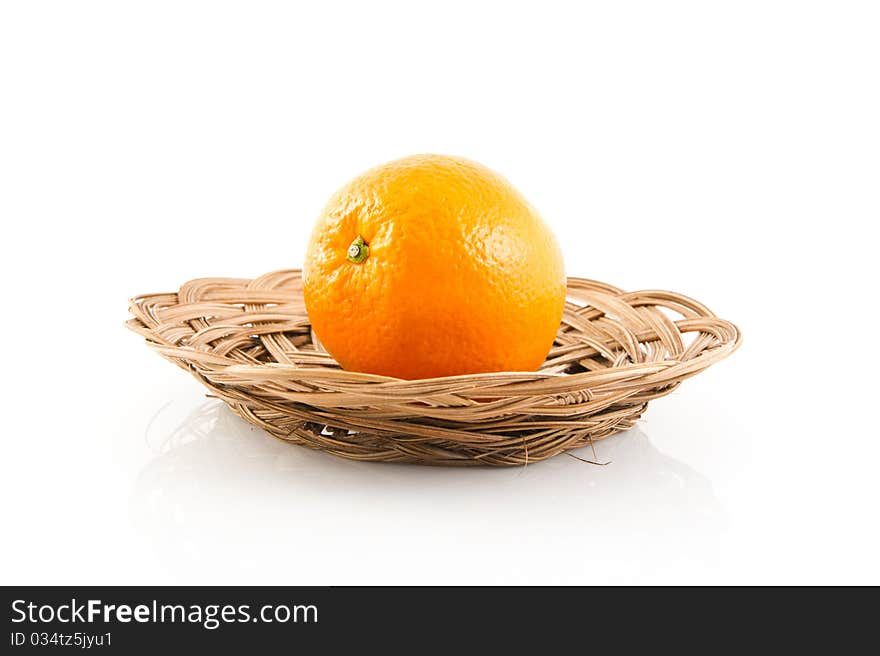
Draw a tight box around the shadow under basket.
[127,270,741,466]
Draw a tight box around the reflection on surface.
[131,401,724,584]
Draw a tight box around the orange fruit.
[302,154,566,380]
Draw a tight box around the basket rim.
[126,270,742,386]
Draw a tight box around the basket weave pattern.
[127,270,740,466]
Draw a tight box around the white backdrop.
[1,1,877,584]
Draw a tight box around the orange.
[302,154,566,380]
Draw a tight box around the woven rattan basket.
[127,269,740,466]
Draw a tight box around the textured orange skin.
[302,155,566,380]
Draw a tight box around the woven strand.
[127,269,741,466]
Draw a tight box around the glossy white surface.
[2,1,878,585]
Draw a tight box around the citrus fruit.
[302,154,566,379]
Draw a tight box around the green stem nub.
[346,235,369,264]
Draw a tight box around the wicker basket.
[127,269,740,466]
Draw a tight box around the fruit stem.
[346,235,369,263]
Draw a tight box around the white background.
[1,1,878,585]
